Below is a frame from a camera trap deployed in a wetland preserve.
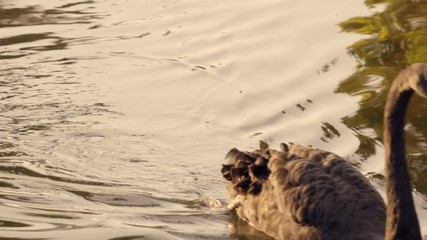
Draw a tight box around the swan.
[221,63,427,240]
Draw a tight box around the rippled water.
[1,0,427,239]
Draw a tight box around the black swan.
[221,63,427,240]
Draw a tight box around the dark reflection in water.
[108,237,145,240]
[320,122,341,143]
[0,2,100,59]
[228,212,274,240]
[0,219,31,228]
[0,2,96,28]
[0,238,47,240]
[0,165,122,187]
[338,0,427,195]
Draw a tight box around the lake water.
[1,0,427,239]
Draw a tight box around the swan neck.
[383,77,421,240]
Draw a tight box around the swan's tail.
[221,143,291,196]
[221,148,270,195]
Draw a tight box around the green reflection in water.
[338,0,427,195]
[320,122,341,143]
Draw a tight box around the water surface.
[0,0,426,239]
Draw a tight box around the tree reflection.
[0,2,95,28]
[0,2,98,59]
[338,0,427,195]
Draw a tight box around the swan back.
[222,143,385,240]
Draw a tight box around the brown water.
[0,0,426,239]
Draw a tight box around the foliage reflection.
[0,2,98,59]
[338,0,427,195]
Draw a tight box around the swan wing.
[223,144,385,239]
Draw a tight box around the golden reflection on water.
[0,0,426,239]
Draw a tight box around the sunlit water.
[0,0,426,239]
